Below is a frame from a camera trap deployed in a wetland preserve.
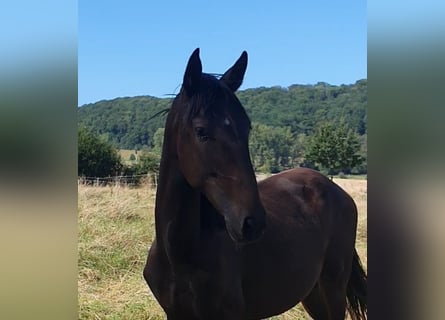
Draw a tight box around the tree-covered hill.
[78,95,172,150]
[78,79,366,150]
[237,80,367,136]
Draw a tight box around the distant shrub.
[338,172,347,179]
[78,127,123,177]
[132,152,160,175]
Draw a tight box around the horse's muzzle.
[226,209,266,244]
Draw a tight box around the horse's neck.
[154,160,201,266]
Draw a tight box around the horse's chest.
[168,275,197,315]
[148,240,243,318]
[167,269,226,317]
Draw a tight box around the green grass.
[78,179,367,319]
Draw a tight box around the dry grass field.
[78,177,367,319]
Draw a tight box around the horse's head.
[169,48,265,243]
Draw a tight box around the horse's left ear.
[183,48,202,97]
[220,51,248,92]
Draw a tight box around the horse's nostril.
[242,217,256,236]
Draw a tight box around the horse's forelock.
[184,74,228,119]
[174,73,251,138]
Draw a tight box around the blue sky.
[78,1,366,106]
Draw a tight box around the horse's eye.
[195,127,209,142]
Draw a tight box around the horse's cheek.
[178,147,204,186]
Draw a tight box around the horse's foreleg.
[302,282,329,319]
[192,281,247,320]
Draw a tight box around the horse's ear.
[220,51,248,92]
[183,48,202,97]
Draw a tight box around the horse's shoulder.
[258,168,348,216]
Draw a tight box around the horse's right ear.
[182,48,202,97]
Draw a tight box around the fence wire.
[78,172,158,188]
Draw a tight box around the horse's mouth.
[225,220,265,245]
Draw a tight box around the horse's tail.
[346,248,367,320]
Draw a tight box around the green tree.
[351,133,367,174]
[249,123,295,173]
[152,127,165,155]
[305,122,364,177]
[293,133,308,166]
[133,152,160,174]
[78,127,123,177]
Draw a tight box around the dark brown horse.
[143,49,367,320]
